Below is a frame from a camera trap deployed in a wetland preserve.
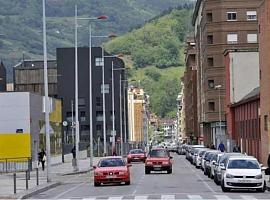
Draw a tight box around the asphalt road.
[30,154,270,199]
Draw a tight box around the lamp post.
[42,0,51,182]
[215,84,222,144]
[75,12,108,166]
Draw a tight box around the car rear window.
[130,149,144,154]
[227,159,259,169]
[149,149,169,158]
[99,158,125,167]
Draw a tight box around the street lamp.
[42,0,51,182]
[103,54,125,155]
[215,84,222,144]
[75,7,108,167]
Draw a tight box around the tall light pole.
[74,5,79,171]
[42,0,51,182]
[76,12,108,166]
[215,84,222,144]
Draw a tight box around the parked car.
[201,150,219,171]
[145,148,173,174]
[209,152,224,179]
[194,149,209,168]
[214,152,246,185]
[204,151,220,176]
[220,156,265,192]
[93,156,131,186]
[187,145,205,163]
[127,149,146,163]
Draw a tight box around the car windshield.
[99,158,125,167]
[149,149,169,158]
[227,159,260,169]
[130,149,144,154]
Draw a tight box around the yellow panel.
[0,134,31,159]
[50,99,62,123]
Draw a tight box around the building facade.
[13,60,57,97]
[192,0,261,147]
[259,0,270,164]
[183,37,199,144]
[128,87,148,146]
[225,50,260,157]
[0,61,6,92]
[57,47,128,155]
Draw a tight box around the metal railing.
[0,157,30,173]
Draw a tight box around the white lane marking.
[182,158,216,193]
[161,195,175,200]
[108,197,123,200]
[187,195,203,199]
[53,182,87,199]
[82,198,96,200]
[214,195,232,200]
[134,196,148,200]
[240,195,257,200]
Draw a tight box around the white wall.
[229,52,259,103]
[0,92,30,133]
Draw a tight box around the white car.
[220,156,265,192]
[210,152,224,178]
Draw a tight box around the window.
[208,102,215,111]
[227,33,238,44]
[95,57,104,67]
[80,111,86,122]
[247,11,257,21]
[264,115,268,131]
[78,98,86,107]
[208,57,214,67]
[227,12,237,21]
[207,35,213,44]
[96,97,102,107]
[207,13,213,22]
[208,80,215,89]
[96,125,102,130]
[247,33,257,43]
[96,111,103,122]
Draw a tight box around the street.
[30,155,270,200]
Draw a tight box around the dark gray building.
[0,61,6,91]
[57,47,128,155]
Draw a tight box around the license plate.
[134,157,140,160]
[106,175,116,178]
[238,180,251,183]
[154,165,162,168]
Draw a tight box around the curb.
[62,168,93,176]
[19,182,61,199]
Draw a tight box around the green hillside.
[0,0,194,78]
[105,8,193,117]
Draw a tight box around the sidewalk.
[0,151,101,199]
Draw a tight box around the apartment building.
[183,38,198,144]
[192,0,261,147]
[259,0,270,165]
[128,87,148,146]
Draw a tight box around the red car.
[93,156,131,186]
[145,148,172,174]
[127,149,146,163]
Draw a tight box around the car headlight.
[119,171,128,175]
[146,161,152,165]
[255,174,263,179]
[163,161,169,165]
[94,172,103,176]
[226,173,234,178]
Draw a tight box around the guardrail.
[0,157,30,173]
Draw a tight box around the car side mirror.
[127,164,132,167]
[170,156,173,159]
[93,166,97,169]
